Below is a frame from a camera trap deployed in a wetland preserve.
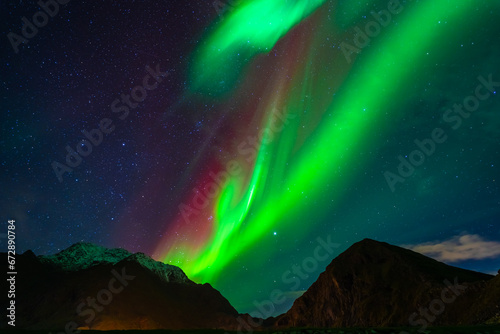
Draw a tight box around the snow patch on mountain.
[39,242,191,284]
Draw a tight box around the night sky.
[1,0,499,316]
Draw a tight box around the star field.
[1,0,499,315]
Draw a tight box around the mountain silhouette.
[4,243,241,330]
[2,239,498,331]
[274,238,497,329]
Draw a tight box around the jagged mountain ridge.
[2,238,498,331]
[4,243,240,330]
[39,242,192,284]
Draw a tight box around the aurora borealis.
[2,0,499,316]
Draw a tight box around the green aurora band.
[158,0,482,284]
[190,0,327,95]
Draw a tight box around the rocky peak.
[275,238,494,329]
[39,242,130,271]
[37,242,192,284]
[124,252,193,284]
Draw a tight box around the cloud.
[403,234,500,263]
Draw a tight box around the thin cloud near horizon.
[403,234,500,263]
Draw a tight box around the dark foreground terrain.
[2,326,500,334]
[3,240,498,332]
